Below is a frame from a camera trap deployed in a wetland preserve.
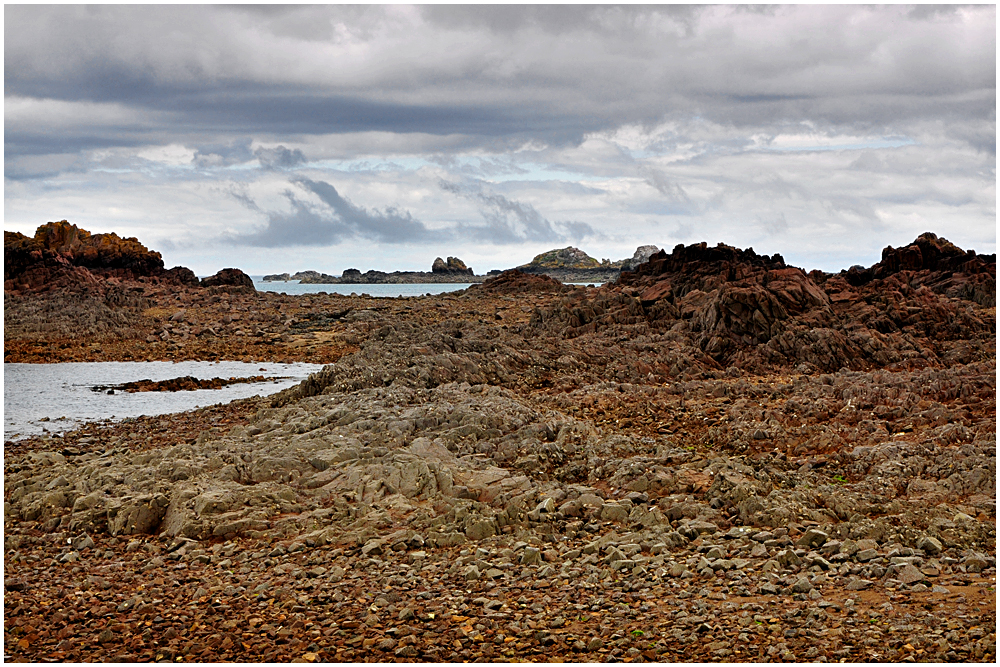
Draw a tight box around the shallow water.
[3,361,325,441]
[249,277,605,296]
[250,277,473,297]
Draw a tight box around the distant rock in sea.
[293,256,482,284]
[521,246,601,270]
[624,245,660,271]
[431,256,474,275]
[262,272,291,282]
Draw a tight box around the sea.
[250,277,474,297]
[249,277,603,296]
[3,361,325,441]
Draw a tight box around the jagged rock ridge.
[532,234,995,375]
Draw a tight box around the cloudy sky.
[5,4,995,275]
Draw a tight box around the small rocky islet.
[263,245,656,285]
[3,221,996,662]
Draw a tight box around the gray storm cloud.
[4,5,994,272]
[231,178,443,247]
[441,181,599,245]
[5,4,994,155]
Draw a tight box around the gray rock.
[599,503,629,523]
[855,548,879,562]
[395,645,418,658]
[963,555,988,573]
[72,534,95,551]
[776,549,802,567]
[361,538,385,556]
[839,539,859,556]
[916,535,943,555]
[705,546,725,560]
[109,494,169,536]
[465,520,496,541]
[796,529,828,549]
[520,547,542,565]
[536,497,557,513]
[791,577,813,593]
[845,579,872,591]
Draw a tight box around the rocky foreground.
[3,232,997,663]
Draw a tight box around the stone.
[855,548,878,562]
[465,520,496,541]
[790,577,813,593]
[839,539,859,556]
[963,555,988,573]
[796,529,828,549]
[845,579,872,591]
[72,534,95,551]
[521,547,542,565]
[916,535,943,555]
[776,549,802,567]
[536,497,557,513]
[893,563,926,584]
[394,646,418,658]
[599,503,629,523]
[361,539,384,556]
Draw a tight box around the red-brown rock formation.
[200,267,255,290]
[5,221,165,285]
[532,235,995,375]
[4,221,253,293]
[471,269,569,295]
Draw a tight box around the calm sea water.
[3,361,325,441]
[250,277,604,296]
[250,277,473,297]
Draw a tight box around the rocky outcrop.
[201,268,255,291]
[300,268,486,284]
[4,222,256,294]
[471,269,569,295]
[841,232,996,307]
[5,221,166,282]
[262,273,291,282]
[432,256,474,276]
[532,236,995,374]
[623,244,660,271]
[92,375,269,393]
[521,247,602,270]
[165,266,200,287]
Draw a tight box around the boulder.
[201,268,255,290]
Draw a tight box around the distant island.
[261,245,662,284]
